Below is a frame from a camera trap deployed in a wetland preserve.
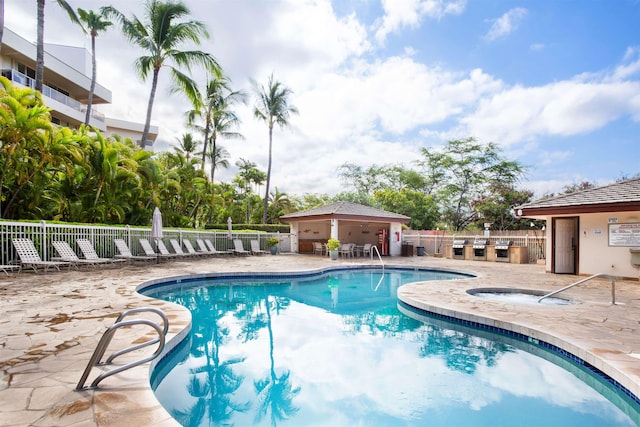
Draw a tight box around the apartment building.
[0,28,158,148]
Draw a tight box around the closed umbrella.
[227,216,233,239]
[151,207,163,263]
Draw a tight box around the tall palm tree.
[36,0,78,93]
[252,74,298,224]
[104,0,220,147]
[186,72,246,171]
[76,8,112,126]
[206,144,229,185]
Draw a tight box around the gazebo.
[280,201,411,255]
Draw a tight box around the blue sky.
[5,0,640,197]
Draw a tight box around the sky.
[4,0,640,198]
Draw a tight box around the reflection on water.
[148,269,639,427]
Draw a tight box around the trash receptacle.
[417,246,425,256]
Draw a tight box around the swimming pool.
[144,267,640,426]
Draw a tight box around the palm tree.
[76,8,112,126]
[206,144,229,185]
[36,0,78,93]
[104,0,220,148]
[174,132,201,162]
[252,74,298,224]
[186,72,246,171]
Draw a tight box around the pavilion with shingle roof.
[515,178,640,278]
[280,201,411,255]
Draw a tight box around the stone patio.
[1,254,638,426]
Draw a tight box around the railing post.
[611,277,616,305]
[40,220,47,261]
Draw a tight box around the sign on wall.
[608,223,640,246]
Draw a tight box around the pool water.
[145,268,640,427]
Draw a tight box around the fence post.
[40,220,47,261]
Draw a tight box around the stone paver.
[1,255,638,426]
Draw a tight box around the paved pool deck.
[1,254,639,426]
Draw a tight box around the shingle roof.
[516,177,640,216]
[280,201,411,222]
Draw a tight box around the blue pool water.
[144,267,640,427]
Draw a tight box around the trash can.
[416,246,425,256]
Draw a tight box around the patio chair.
[113,239,155,262]
[157,239,189,259]
[12,238,71,273]
[232,239,251,256]
[196,239,215,255]
[139,238,178,260]
[76,239,126,266]
[338,243,355,259]
[204,239,233,255]
[0,264,21,275]
[312,242,325,256]
[250,240,268,255]
[170,239,200,258]
[183,239,207,257]
[362,243,372,257]
[52,240,104,269]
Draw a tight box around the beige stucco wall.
[545,211,640,279]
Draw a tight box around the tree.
[36,0,78,93]
[472,182,535,231]
[252,74,298,224]
[104,0,220,147]
[206,144,230,186]
[174,132,201,162]
[186,72,246,172]
[76,8,112,126]
[418,137,525,231]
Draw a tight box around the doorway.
[553,217,578,274]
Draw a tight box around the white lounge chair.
[157,239,189,259]
[76,239,126,266]
[170,239,200,258]
[196,239,215,255]
[204,239,232,255]
[12,238,71,273]
[232,239,251,256]
[0,264,20,275]
[139,238,179,261]
[52,240,104,268]
[183,239,207,257]
[250,240,268,255]
[114,239,155,262]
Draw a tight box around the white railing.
[401,233,546,264]
[0,219,291,265]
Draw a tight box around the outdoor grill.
[452,239,467,259]
[494,240,513,262]
[472,239,489,260]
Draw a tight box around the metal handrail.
[103,307,168,364]
[538,273,617,304]
[370,245,385,291]
[75,308,168,391]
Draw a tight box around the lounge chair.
[250,240,268,255]
[157,239,189,259]
[183,239,207,257]
[139,238,178,260]
[204,239,233,255]
[52,240,104,268]
[232,239,251,256]
[12,238,71,273]
[0,264,20,275]
[170,239,200,258]
[113,239,155,262]
[196,239,215,255]
[76,239,126,266]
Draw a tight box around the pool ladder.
[371,245,385,291]
[538,273,617,304]
[75,307,168,391]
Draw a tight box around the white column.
[331,218,339,240]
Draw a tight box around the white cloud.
[484,7,528,41]
[374,0,466,44]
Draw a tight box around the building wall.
[545,211,640,279]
